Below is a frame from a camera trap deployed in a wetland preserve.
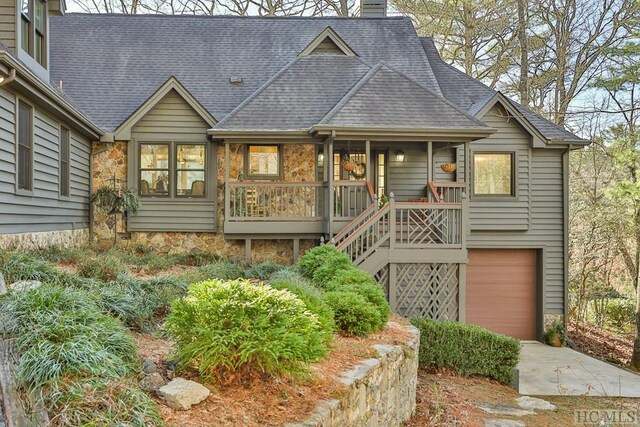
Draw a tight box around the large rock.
[140,373,166,392]
[516,396,557,411]
[157,378,210,410]
[485,420,525,427]
[9,280,41,292]
[474,402,536,417]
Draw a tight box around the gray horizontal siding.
[127,89,216,232]
[467,106,566,315]
[0,3,15,51]
[386,142,428,201]
[0,88,92,234]
[469,105,530,231]
[433,147,455,181]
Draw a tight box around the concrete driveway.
[517,341,640,397]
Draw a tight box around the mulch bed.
[567,322,634,366]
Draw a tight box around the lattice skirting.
[373,263,459,321]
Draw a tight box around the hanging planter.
[440,163,457,174]
[91,186,140,215]
[342,156,358,172]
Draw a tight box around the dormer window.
[20,0,46,67]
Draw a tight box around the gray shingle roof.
[319,63,490,130]
[50,14,441,131]
[420,37,587,143]
[214,55,371,130]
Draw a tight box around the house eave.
[309,125,496,142]
[208,129,318,143]
[0,53,102,139]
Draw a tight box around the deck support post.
[389,263,397,311]
[245,238,252,264]
[293,238,300,263]
[458,263,467,323]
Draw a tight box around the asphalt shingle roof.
[50,14,441,131]
[319,63,490,130]
[214,55,371,130]
[420,37,587,143]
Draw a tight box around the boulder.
[9,280,42,292]
[143,360,158,374]
[515,396,557,411]
[485,420,525,427]
[157,378,210,410]
[140,373,166,392]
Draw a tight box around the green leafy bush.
[606,299,636,329]
[244,262,287,280]
[165,279,329,382]
[0,284,161,425]
[297,245,347,279]
[326,269,390,324]
[411,319,520,384]
[77,254,126,281]
[269,275,335,344]
[323,291,382,337]
[311,256,354,288]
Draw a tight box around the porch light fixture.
[318,152,325,163]
[395,150,405,162]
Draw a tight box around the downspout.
[562,145,573,329]
[0,68,17,87]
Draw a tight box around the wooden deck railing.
[336,204,391,265]
[228,181,324,221]
[333,180,372,219]
[428,181,466,203]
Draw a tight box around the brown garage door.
[466,249,537,340]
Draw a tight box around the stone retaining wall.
[0,229,89,251]
[288,323,420,427]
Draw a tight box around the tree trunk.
[632,290,640,369]
[517,0,529,106]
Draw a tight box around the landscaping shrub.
[297,245,347,279]
[243,262,287,280]
[269,275,335,344]
[326,269,390,324]
[76,253,126,281]
[190,260,244,281]
[606,298,636,329]
[311,255,354,288]
[165,279,329,381]
[30,246,92,264]
[0,251,63,284]
[0,284,161,425]
[410,319,520,384]
[323,291,382,337]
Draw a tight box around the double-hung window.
[17,100,33,192]
[59,126,70,197]
[20,0,47,67]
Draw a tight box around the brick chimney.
[360,0,387,17]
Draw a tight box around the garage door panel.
[466,249,536,340]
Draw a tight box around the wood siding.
[466,104,566,315]
[468,105,530,231]
[0,1,15,51]
[0,88,91,234]
[127,89,216,232]
[384,142,428,201]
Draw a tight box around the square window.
[473,153,514,196]
[246,145,281,178]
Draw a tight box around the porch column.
[365,140,371,182]
[224,142,230,228]
[328,140,334,238]
[463,141,470,189]
[427,141,433,183]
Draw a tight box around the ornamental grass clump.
[165,279,330,382]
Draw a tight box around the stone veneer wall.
[91,141,319,263]
[288,323,420,427]
[0,228,89,251]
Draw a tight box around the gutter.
[0,52,103,138]
[0,68,16,87]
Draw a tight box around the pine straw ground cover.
[407,369,640,427]
[568,322,634,366]
[135,319,413,427]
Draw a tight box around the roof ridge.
[317,62,380,125]
[62,12,408,20]
[214,56,301,128]
[376,61,489,127]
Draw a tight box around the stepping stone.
[9,280,41,292]
[158,378,210,410]
[140,372,166,392]
[516,396,557,411]
[485,420,525,427]
[474,402,535,417]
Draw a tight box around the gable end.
[299,27,357,57]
